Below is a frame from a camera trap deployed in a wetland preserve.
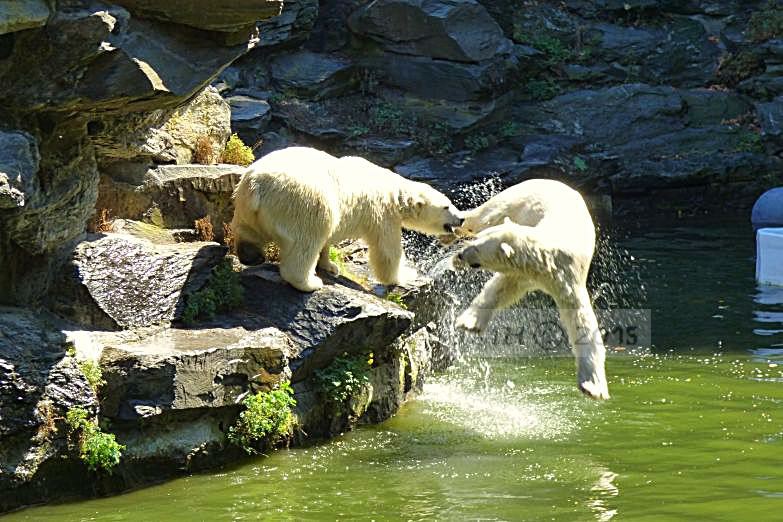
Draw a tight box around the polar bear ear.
[500,242,515,259]
[503,216,513,225]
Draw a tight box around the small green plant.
[385,291,408,310]
[370,102,407,134]
[418,122,453,156]
[465,133,492,154]
[78,359,105,392]
[347,123,370,138]
[182,258,244,325]
[66,407,124,473]
[735,130,764,153]
[717,51,764,87]
[573,156,588,172]
[499,122,521,139]
[227,382,297,454]
[525,78,561,101]
[328,246,346,273]
[513,29,572,66]
[315,353,373,404]
[748,1,783,42]
[221,133,255,166]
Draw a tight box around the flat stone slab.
[100,327,293,420]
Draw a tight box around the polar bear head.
[452,218,518,272]
[400,182,463,236]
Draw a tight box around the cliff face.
[0,0,280,305]
[221,0,783,218]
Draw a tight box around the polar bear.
[452,179,609,400]
[231,146,463,292]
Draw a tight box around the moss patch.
[227,383,296,454]
[182,258,244,324]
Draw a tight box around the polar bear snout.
[443,216,464,233]
[454,245,481,269]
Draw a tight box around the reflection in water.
[589,470,619,521]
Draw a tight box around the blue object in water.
[752,188,783,228]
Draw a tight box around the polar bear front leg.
[278,238,324,292]
[317,246,341,276]
[456,274,530,333]
[367,225,407,286]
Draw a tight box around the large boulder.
[0,308,96,513]
[112,0,282,33]
[0,131,39,209]
[96,164,244,242]
[51,230,227,329]
[271,51,357,99]
[228,95,272,145]
[93,86,232,166]
[0,0,50,35]
[348,0,510,63]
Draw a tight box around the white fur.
[231,146,461,292]
[453,179,609,400]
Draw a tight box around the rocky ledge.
[0,224,439,513]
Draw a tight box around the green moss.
[182,258,244,325]
[221,133,255,166]
[227,382,296,454]
[717,51,764,87]
[78,359,105,392]
[66,407,124,473]
[525,78,562,100]
[573,156,588,172]
[465,133,492,154]
[315,353,372,404]
[385,291,408,310]
[499,122,522,139]
[748,1,783,42]
[328,246,346,273]
[735,130,764,153]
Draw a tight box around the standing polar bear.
[231,146,463,292]
[452,179,609,400]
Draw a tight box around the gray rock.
[396,148,522,190]
[51,231,227,329]
[257,0,318,48]
[100,327,293,420]
[0,0,49,35]
[94,86,232,166]
[367,51,517,101]
[96,164,245,243]
[270,51,357,99]
[757,97,783,139]
[237,265,414,380]
[0,8,251,115]
[112,0,283,32]
[343,136,418,167]
[0,131,39,209]
[348,0,510,63]
[229,95,272,144]
[0,308,95,513]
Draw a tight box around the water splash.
[418,376,577,440]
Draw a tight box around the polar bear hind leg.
[554,287,609,400]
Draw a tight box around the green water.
[8,221,783,521]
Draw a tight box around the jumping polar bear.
[452,179,609,400]
[231,146,463,292]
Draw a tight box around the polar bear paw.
[320,259,341,276]
[456,308,488,333]
[290,275,324,293]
